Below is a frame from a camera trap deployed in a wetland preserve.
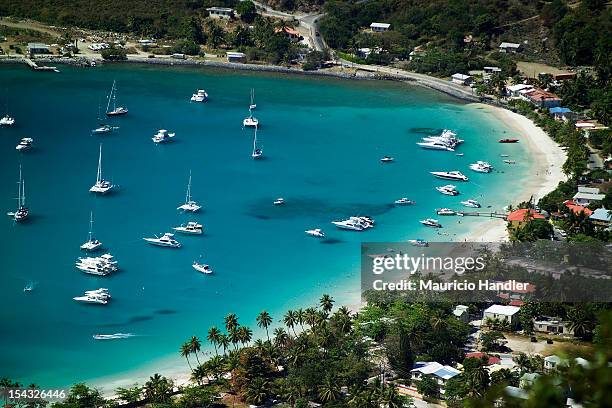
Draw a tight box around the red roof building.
[507,209,545,222]
[563,200,593,216]
[465,352,502,365]
[523,89,561,108]
[274,26,300,40]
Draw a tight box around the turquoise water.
[0,64,531,388]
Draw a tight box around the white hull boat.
[173,221,203,235]
[305,228,325,238]
[193,261,212,274]
[144,233,182,248]
[430,171,469,181]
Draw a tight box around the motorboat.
[7,165,28,222]
[80,212,103,251]
[460,199,481,208]
[408,239,428,247]
[173,221,203,235]
[93,333,135,340]
[152,129,175,143]
[436,184,459,196]
[305,228,325,238]
[193,261,213,274]
[16,138,33,151]
[394,198,415,205]
[76,253,118,275]
[273,198,285,205]
[89,144,114,194]
[85,288,111,299]
[23,281,35,292]
[430,171,469,181]
[499,138,519,143]
[91,124,112,134]
[332,216,374,231]
[105,80,128,116]
[469,161,493,173]
[0,115,15,126]
[420,218,442,228]
[190,89,208,102]
[503,159,516,164]
[177,171,202,212]
[436,208,456,216]
[143,232,182,248]
[417,141,455,151]
[380,156,394,163]
[73,294,108,305]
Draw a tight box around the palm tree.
[144,373,173,404]
[320,294,334,314]
[283,310,297,336]
[225,313,239,333]
[296,308,305,330]
[191,364,207,385]
[180,342,193,372]
[244,377,270,405]
[189,336,202,365]
[218,333,230,355]
[304,307,317,327]
[318,375,340,402]
[256,310,273,343]
[274,327,289,349]
[207,326,221,356]
[237,325,253,346]
[229,327,241,351]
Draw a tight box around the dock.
[24,57,59,72]
[457,211,508,219]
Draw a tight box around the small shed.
[451,73,473,85]
[370,22,391,33]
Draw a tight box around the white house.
[506,83,534,97]
[453,305,470,322]
[544,355,562,372]
[226,52,246,63]
[411,362,461,394]
[572,186,605,206]
[451,73,473,85]
[483,304,520,327]
[370,22,391,33]
[207,7,235,19]
[27,43,50,55]
[533,317,573,336]
[499,42,522,53]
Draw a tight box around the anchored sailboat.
[252,127,262,159]
[105,80,128,116]
[89,143,114,194]
[80,211,102,251]
[249,88,257,110]
[7,165,29,222]
[177,171,201,212]
[92,101,117,134]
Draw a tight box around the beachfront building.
[207,7,235,19]
[409,45,426,61]
[589,208,611,227]
[451,73,473,86]
[506,84,534,98]
[483,304,520,327]
[563,199,593,216]
[226,52,246,63]
[370,22,391,33]
[549,107,574,122]
[27,43,50,55]
[506,209,546,231]
[499,42,523,53]
[274,26,301,41]
[483,66,502,81]
[523,88,562,108]
[575,120,610,137]
[572,186,604,206]
[533,317,574,336]
[410,362,460,394]
[453,305,470,322]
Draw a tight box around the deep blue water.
[0,63,530,388]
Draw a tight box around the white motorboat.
[436,208,456,216]
[420,218,442,228]
[105,80,128,116]
[91,124,112,134]
[456,153,464,156]
[273,198,285,205]
[332,216,374,231]
[89,144,114,194]
[503,159,516,164]
[417,141,455,151]
[380,156,394,163]
[436,184,459,196]
[76,253,117,275]
[177,171,202,212]
[460,199,481,208]
[0,114,15,126]
[152,129,175,143]
[249,88,257,110]
[93,333,135,340]
[144,232,182,248]
[7,165,28,222]
[73,294,108,305]
[305,228,325,238]
[408,238,428,247]
[193,261,213,274]
[251,127,263,159]
[80,211,103,251]
[16,137,33,151]
[394,198,415,205]
[430,171,469,181]
[173,221,203,235]
[190,89,208,102]
[500,154,510,157]
[469,161,493,173]
[84,288,111,299]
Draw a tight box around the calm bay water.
[0,64,530,387]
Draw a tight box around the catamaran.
[430,171,469,181]
[105,80,128,116]
[90,144,114,194]
[243,108,259,128]
[0,114,15,126]
[251,127,262,159]
[16,137,33,151]
[7,165,28,222]
[177,171,201,212]
[80,211,103,251]
[249,88,257,110]
[143,232,182,248]
[173,221,203,235]
[190,89,208,102]
[152,129,175,143]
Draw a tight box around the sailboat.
[252,127,262,159]
[89,143,114,194]
[80,211,103,251]
[105,80,128,116]
[177,171,202,212]
[92,102,118,134]
[249,88,257,110]
[7,165,29,222]
[243,91,258,128]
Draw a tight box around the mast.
[185,171,192,203]
[113,81,117,111]
[250,88,254,105]
[96,144,103,184]
[21,178,25,208]
[88,211,94,242]
[106,81,115,113]
[253,127,257,154]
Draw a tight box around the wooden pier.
[457,211,507,219]
[24,57,59,72]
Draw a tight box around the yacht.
[105,80,128,116]
[76,253,118,275]
[417,141,455,151]
[251,127,262,159]
[394,198,415,205]
[332,216,374,231]
[460,199,481,208]
[430,171,469,181]
[16,138,33,151]
[7,165,28,222]
[90,144,114,194]
[503,159,516,164]
[436,208,456,216]
[152,129,175,143]
[190,89,208,102]
[273,198,285,205]
[85,288,111,299]
[91,124,113,134]
[436,184,459,196]
[193,261,213,274]
[243,109,259,128]
[469,161,493,173]
[380,156,394,163]
[177,171,202,212]
[73,294,108,305]
[93,333,135,340]
[173,221,203,235]
[305,228,325,238]
[80,212,103,251]
[144,232,182,248]
[0,115,15,126]
[408,238,428,247]
[420,218,442,228]
[249,88,257,110]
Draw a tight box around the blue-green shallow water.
[0,64,531,387]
